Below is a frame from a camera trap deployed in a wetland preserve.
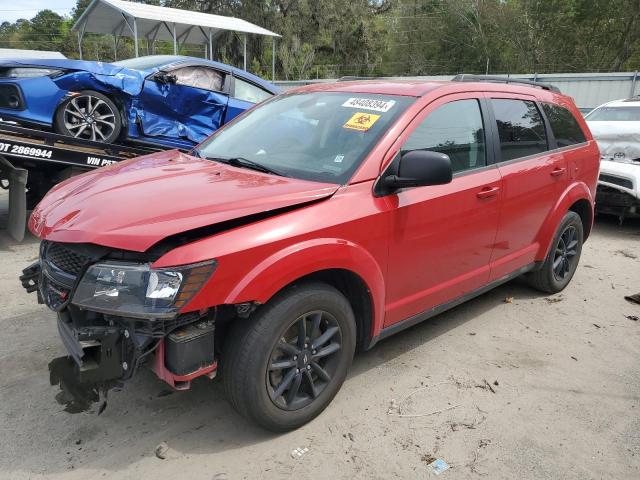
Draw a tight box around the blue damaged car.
[0,55,278,148]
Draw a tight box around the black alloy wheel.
[267,310,342,411]
[223,282,356,431]
[527,210,584,293]
[552,225,579,281]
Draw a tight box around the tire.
[54,90,122,143]
[527,211,583,293]
[222,282,356,432]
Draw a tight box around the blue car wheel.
[54,90,122,144]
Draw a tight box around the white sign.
[342,97,396,112]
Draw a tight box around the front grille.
[599,174,633,190]
[44,242,90,277]
[0,84,24,110]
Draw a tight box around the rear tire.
[527,211,583,293]
[222,282,356,432]
[54,90,121,144]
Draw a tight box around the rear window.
[491,99,548,162]
[541,103,586,147]
[234,78,273,104]
[586,106,640,122]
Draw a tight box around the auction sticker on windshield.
[342,98,396,112]
[343,112,381,132]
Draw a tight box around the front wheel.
[527,211,584,293]
[222,282,356,431]
[54,90,122,143]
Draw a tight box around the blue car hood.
[1,58,147,96]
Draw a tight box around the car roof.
[121,55,278,93]
[594,97,640,108]
[287,79,569,101]
[116,55,279,94]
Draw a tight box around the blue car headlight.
[1,67,64,79]
[72,260,216,319]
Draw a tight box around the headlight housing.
[72,260,216,319]
[0,67,64,79]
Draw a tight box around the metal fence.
[275,72,639,111]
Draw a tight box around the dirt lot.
[0,191,639,480]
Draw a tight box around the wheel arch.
[223,239,385,349]
[536,181,594,261]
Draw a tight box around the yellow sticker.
[343,112,381,132]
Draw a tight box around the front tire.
[222,282,356,431]
[528,211,583,293]
[54,90,122,143]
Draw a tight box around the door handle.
[550,167,566,177]
[476,186,501,199]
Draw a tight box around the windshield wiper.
[202,154,287,177]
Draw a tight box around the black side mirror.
[381,150,452,192]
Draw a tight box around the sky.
[0,0,78,23]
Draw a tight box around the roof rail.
[451,74,561,93]
[337,76,377,82]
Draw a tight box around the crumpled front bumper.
[19,259,217,389]
[596,160,640,219]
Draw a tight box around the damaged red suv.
[22,75,599,431]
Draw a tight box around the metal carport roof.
[72,0,280,75]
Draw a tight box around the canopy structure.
[72,0,280,77]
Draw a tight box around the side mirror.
[382,150,453,191]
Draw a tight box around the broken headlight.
[72,260,216,319]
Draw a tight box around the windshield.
[195,92,413,184]
[112,55,182,71]
[586,106,640,122]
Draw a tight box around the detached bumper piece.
[55,306,217,388]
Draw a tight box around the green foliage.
[0,0,638,78]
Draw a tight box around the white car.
[585,97,640,221]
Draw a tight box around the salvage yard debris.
[624,294,640,305]
[426,458,450,476]
[388,382,461,418]
[154,442,169,460]
[291,447,310,459]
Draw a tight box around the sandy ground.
[0,191,639,480]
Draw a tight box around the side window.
[172,67,224,92]
[491,99,548,161]
[402,99,486,173]
[234,78,273,104]
[541,103,586,147]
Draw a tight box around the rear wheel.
[527,211,583,293]
[222,282,356,431]
[54,90,121,143]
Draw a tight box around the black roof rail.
[337,76,377,82]
[451,74,561,93]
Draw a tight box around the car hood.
[29,150,339,252]
[586,120,640,163]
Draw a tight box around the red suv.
[22,75,599,431]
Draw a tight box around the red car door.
[486,96,569,280]
[384,93,502,326]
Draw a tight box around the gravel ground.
[0,191,638,480]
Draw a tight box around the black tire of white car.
[528,211,584,293]
[54,90,122,144]
[222,282,357,431]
